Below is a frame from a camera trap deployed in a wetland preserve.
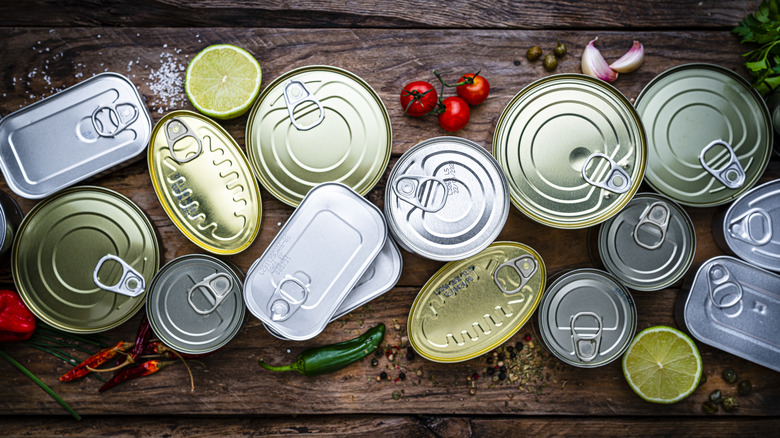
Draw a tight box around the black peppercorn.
[486,367,496,376]
[515,342,524,352]
[370,358,379,367]
[399,372,406,381]
[380,371,388,380]
[498,372,507,380]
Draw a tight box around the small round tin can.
[12,186,159,333]
[408,242,546,363]
[537,269,637,367]
[493,74,646,229]
[591,193,696,291]
[146,254,245,355]
[245,65,391,207]
[0,190,23,257]
[635,64,772,207]
[385,137,509,261]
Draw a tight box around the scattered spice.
[554,40,567,57]
[526,46,543,62]
[370,358,379,367]
[738,380,752,395]
[722,396,739,412]
[722,368,738,384]
[392,390,401,400]
[709,389,723,404]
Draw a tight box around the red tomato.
[438,96,470,132]
[400,81,438,117]
[456,73,490,106]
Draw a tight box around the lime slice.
[622,326,702,404]
[185,44,262,120]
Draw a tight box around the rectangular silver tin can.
[0,72,152,199]
[0,189,23,257]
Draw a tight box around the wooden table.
[2,1,779,435]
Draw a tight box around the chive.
[25,344,107,383]
[36,325,109,347]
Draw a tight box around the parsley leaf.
[734,0,780,96]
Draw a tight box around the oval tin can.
[147,254,245,355]
[12,186,159,333]
[592,193,696,291]
[244,182,387,341]
[537,269,637,367]
[385,137,509,261]
[493,74,646,229]
[714,179,780,272]
[408,242,546,363]
[635,64,772,207]
[245,65,391,207]
[676,256,780,372]
[0,72,152,199]
[0,190,23,257]
[148,110,262,255]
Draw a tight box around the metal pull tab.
[283,80,324,131]
[267,274,310,322]
[93,255,145,297]
[493,255,538,295]
[633,201,670,250]
[165,117,202,164]
[91,102,139,137]
[570,312,602,363]
[700,139,745,189]
[707,263,743,309]
[581,152,631,194]
[393,175,448,213]
[187,273,234,315]
[728,208,773,246]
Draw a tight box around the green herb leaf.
[734,0,780,95]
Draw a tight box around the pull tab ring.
[93,254,145,297]
[187,273,234,315]
[570,311,602,363]
[268,274,310,322]
[284,80,325,131]
[392,175,449,213]
[728,208,773,246]
[165,117,202,164]
[633,201,670,250]
[493,255,538,295]
[700,139,745,189]
[707,263,743,309]
[91,102,139,137]
[581,152,631,194]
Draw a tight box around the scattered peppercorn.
[486,367,495,376]
[738,380,752,395]
[407,346,414,354]
[499,366,507,374]
[722,396,739,412]
[399,372,406,381]
[371,358,379,367]
[387,353,394,361]
[469,388,477,396]
[543,54,558,71]
[380,371,388,380]
[554,40,567,57]
[497,353,506,361]
[702,401,719,414]
[709,389,723,404]
[498,372,507,381]
[471,373,480,381]
[510,352,517,360]
[513,60,522,66]
[486,356,494,365]
[392,390,401,400]
[515,342,524,351]
[527,46,543,62]
[406,351,415,361]
[374,347,383,358]
[723,368,738,384]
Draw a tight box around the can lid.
[245,66,391,207]
[385,137,509,261]
[598,193,696,291]
[493,74,646,229]
[12,186,159,333]
[538,269,636,367]
[635,64,772,207]
[148,110,262,255]
[408,242,546,363]
[147,254,245,354]
[720,179,780,271]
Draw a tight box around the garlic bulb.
[610,41,644,73]
[581,37,618,82]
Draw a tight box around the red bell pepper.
[0,289,36,342]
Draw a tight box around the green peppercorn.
[392,390,402,400]
[738,380,752,395]
[554,40,567,58]
[722,396,739,412]
[722,368,738,384]
[527,46,543,62]
[702,401,719,414]
[543,54,558,72]
[709,389,723,404]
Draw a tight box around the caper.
[527,46,543,62]
[722,368,738,384]
[698,373,707,386]
[543,54,558,72]
[554,40,567,57]
[738,380,752,395]
[709,389,723,404]
[702,401,719,414]
[722,396,739,412]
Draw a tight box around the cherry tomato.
[456,73,490,106]
[438,96,470,132]
[400,81,438,117]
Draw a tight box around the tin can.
[148,110,262,255]
[408,242,546,363]
[244,182,387,341]
[146,254,245,355]
[493,74,646,229]
[537,269,637,367]
[0,72,152,199]
[0,190,23,257]
[12,186,159,333]
[385,137,509,261]
[714,179,780,272]
[635,64,772,207]
[245,65,391,207]
[676,256,780,372]
[590,193,696,291]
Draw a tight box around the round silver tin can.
[0,190,23,257]
[384,137,509,261]
[538,269,637,367]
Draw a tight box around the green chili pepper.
[258,323,386,376]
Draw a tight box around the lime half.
[622,325,702,404]
[185,44,262,120]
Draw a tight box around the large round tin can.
[146,254,245,355]
[245,65,391,207]
[493,74,646,229]
[0,190,23,257]
[12,186,159,333]
[592,193,696,291]
[148,110,262,255]
[537,269,636,367]
[385,137,509,261]
[635,64,772,207]
[408,242,546,363]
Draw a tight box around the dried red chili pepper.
[0,290,36,342]
[59,341,133,382]
[99,315,152,373]
[98,359,173,392]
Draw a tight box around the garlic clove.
[581,37,618,83]
[609,41,644,73]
